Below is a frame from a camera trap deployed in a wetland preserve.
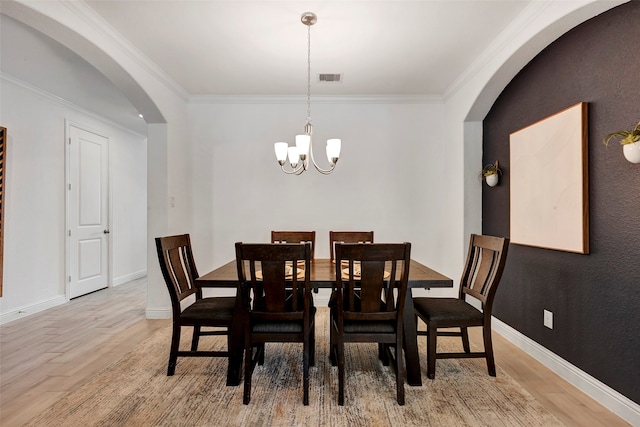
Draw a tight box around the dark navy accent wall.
[483,1,640,403]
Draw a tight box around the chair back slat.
[359,260,386,312]
[260,260,289,312]
[460,234,509,307]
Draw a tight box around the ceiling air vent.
[318,73,342,83]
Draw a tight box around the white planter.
[623,141,640,163]
[485,173,499,187]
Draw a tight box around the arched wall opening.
[1,0,185,319]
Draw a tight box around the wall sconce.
[481,161,502,187]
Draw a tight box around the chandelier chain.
[306,22,312,123]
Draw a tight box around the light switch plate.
[544,309,553,329]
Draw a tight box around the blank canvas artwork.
[509,102,589,253]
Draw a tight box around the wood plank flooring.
[0,279,630,426]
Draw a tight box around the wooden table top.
[197,258,453,289]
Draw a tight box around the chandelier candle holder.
[274,12,341,175]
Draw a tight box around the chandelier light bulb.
[274,142,289,165]
[287,146,300,168]
[326,139,341,164]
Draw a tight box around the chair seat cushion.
[252,306,317,333]
[180,296,236,325]
[413,297,483,325]
[342,319,396,334]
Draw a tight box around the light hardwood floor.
[0,279,630,426]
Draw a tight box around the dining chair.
[330,242,411,405]
[328,231,374,322]
[271,231,316,259]
[235,242,315,405]
[155,234,236,376]
[329,231,374,263]
[413,234,509,379]
[272,230,318,294]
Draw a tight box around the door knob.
[104,229,110,234]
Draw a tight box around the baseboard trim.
[492,317,640,426]
[146,307,171,319]
[112,270,147,286]
[0,295,67,325]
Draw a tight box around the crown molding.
[189,94,442,105]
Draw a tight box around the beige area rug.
[28,308,562,427]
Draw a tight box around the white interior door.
[68,125,109,299]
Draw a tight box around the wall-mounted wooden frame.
[509,102,589,253]
[0,126,6,295]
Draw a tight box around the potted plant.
[481,161,501,187]
[602,121,640,164]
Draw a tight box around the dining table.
[196,258,453,386]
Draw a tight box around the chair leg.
[329,343,337,366]
[337,339,345,405]
[310,324,316,367]
[427,320,437,379]
[395,336,405,405]
[329,322,337,366]
[243,337,253,404]
[461,326,471,353]
[258,343,265,365]
[191,326,201,351]
[303,338,310,405]
[226,328,232,356]
[379,343,390,366]
[167,323,181,376]
[483,325,497,376]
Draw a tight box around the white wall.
[111,121,148,285]
[189,98,458,299]
[0,76,147,323]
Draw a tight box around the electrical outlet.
[544,309,553,329]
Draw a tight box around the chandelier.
[274,12,341,175]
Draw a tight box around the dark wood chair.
[328,231,374,319]
[329,231,374,263]
[330,242,411,405]
[155,234,236,376]
[235,242,315,405]
[413,234,509,379]
[271,231,316,259]
[272,230,318,293]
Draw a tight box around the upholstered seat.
[412,298,483,324]
[180,297,236,324]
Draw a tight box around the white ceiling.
[85,0,530,96]
[1,1,535,133]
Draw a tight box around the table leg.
[403,288,422,386]
[226,291,245,386]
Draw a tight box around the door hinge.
[68,230,71,237]
[68,275,71,283]
[69,137,71,145]
[68,183,71,190]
